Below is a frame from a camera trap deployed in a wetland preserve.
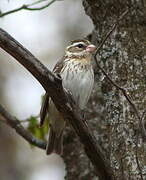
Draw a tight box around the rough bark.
[63,0,146,179]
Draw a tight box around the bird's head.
[65,39,96,59]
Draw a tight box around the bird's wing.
[53,56,65,74]
[40,93,49,126]
[40,56,65,126]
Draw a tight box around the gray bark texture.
[63,0,146,179]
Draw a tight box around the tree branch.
[0,0,56,18]
[0,28,114,180]
[0,104,46,149]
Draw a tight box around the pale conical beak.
[86,44,96,53]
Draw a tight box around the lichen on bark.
[64,0,146,179]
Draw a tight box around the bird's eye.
[77,44,84,48]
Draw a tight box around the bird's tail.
[46,126,64,155]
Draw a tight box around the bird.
[40,39,96,155]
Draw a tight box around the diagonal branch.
[0,0,56,18]
[0,28,114,180]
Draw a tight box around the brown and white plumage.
[40,39,96,155]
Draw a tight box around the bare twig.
[0,28,114,180]
[95,61,141,121]
[94,9,144,133]
[94,9,129,57]
[0,0,56,18]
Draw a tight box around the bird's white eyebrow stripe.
[73,42,86,46]
[67,42,86,49]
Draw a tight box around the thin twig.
[94,9,142,125]
[94,9,129,57]
[0,0,56,18]
[94,8,146,140]
[96,62,141,121]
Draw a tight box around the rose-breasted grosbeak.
[40,39,96,155]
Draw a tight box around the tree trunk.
[63,0,146,179]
